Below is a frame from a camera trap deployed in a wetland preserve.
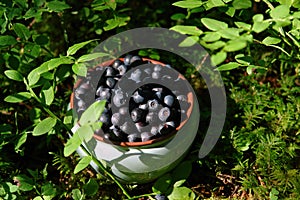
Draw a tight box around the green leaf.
[202,32,221,42]
[40,82,54,106]
[38,57,74,73]
[33,117,57,136]
[72,63,87,76]
[41,183,56,196]
[15,133,27,151]
[172,1,203,9]
[170,25,202,36]
[33,35,49,45]
[0,35,17,47]
[83,178,99,196]
[79,100,106,125]
[167,187,195,200]
[252,21,270,33]
[64,132,82,157]
[171,13,186,20]
[74,156,92,174]
[47,1,71,12]
[216,62,240,71]
[211,51,227,66]
[179,36,198,47]
[4,92,31,103]
[4,70,23,81]
[103,16,130,31]
[24,43,41,62]
[152,174,173,193]
[77,52,111,63]
[262,36,281,45]
[235,54,252,65]
[253,14,263,22]
[218,28,240,39]
[67,39,97,56]
[72,189,83,200]
[28,57,73,86]
[223,39,247,52]
[77,124,95,142]
[13,23,30,40]
[232,0,252,9]
[206,0,225,9]
[235,21,251,30]
[201,18,228,31]
[270,5,290,19]
[27,68,40,86]
[202,40,226,50]
[205,0,225,10]
[14,175,34,191]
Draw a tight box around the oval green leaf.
[262,36,281,45]
[13,23,31,40]
[4,70,24,81]
[72,63,87,76]
[170,25,202,36]
[77,52,111,63]
[223,40,247,52]
[216,62,240,71]
[172,1,203,9]
[0,35,17,47]
[232,0,252,9]
[211,51,227,66]
[80,100,106,125]
[74,156,92,174]
[4,92,31,103]
[67,39,98,56]
[32,117,57,136]
[64,132,82,157]
[201,18,228,31]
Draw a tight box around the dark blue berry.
[158,107,170,122]
[164,95,174,107]
[112,59,122,69]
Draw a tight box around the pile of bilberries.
[73,54,190,144]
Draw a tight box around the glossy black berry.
[164,95,174,107]
[131,108,146,123]
[117,64,127,76]
[99,113,110,125]
[112,59,122,69]
[106,77,116,88]
[148,99,159,111]
[141,132,153,142]
[132,90,144,104]
[105,66,117,77]
[111,113,121,126]
[158,107,170,122]
[123,54,133,65]
[127,133,139,142]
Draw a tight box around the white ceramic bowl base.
[73,90,199,184]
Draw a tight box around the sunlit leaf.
[4,70,23,81]
[4,92,31,103]
[32,117,57,136]
[74,156,92,174]
[67,39,98,56]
